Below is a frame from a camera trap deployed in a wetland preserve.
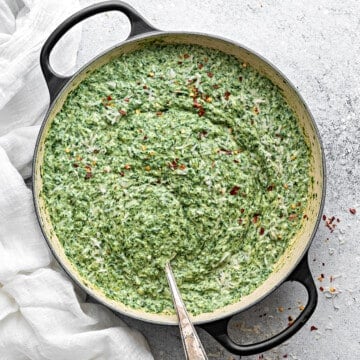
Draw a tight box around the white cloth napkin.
[0,1,153,359]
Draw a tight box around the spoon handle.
[165,262,208,360]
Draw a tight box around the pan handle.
[40,1,158,102]
[200,254,318,356]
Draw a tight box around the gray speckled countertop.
[72,1,360,358]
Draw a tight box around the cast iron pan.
[34,1,326,356]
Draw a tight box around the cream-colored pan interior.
[34,33,324,325]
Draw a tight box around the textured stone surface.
[72,1,360,358]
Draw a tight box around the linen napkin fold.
[0,0,153,359]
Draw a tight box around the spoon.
[165,262,208,360]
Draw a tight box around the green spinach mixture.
[42,44,310,315]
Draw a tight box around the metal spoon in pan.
[165,262,208,360]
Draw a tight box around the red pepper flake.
[349,208,356,215]
[168,158,179,170]
[193,98,201,109]
[198,63,204,69]
[143,135,148,140]
[323,215,338,232]
[259,227,265,235]
[319,286,324,292]
[119,109,127,116]
[156,111,163,116]
[288,213,297,221]
[310,325,318,331]
[218,148,233,155]
[183,53,190,59]
[107,95,112,101]
[325,221,333,232]
[143,85,148,90]
[224,91,231,100]
[119,171,125,177]
[198,107,206,117]
[124,97,130,102]
[124,164,131,170]
[229,186,240,196]
[207,72,213,78]
[240,208,245,213]
[303,214,308,219]
[267,184,275,191]
[253,214,259,224]
[179,164,186,170]
[84,172,93,180]
[239,76,243,82]
[288,318,294,326]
